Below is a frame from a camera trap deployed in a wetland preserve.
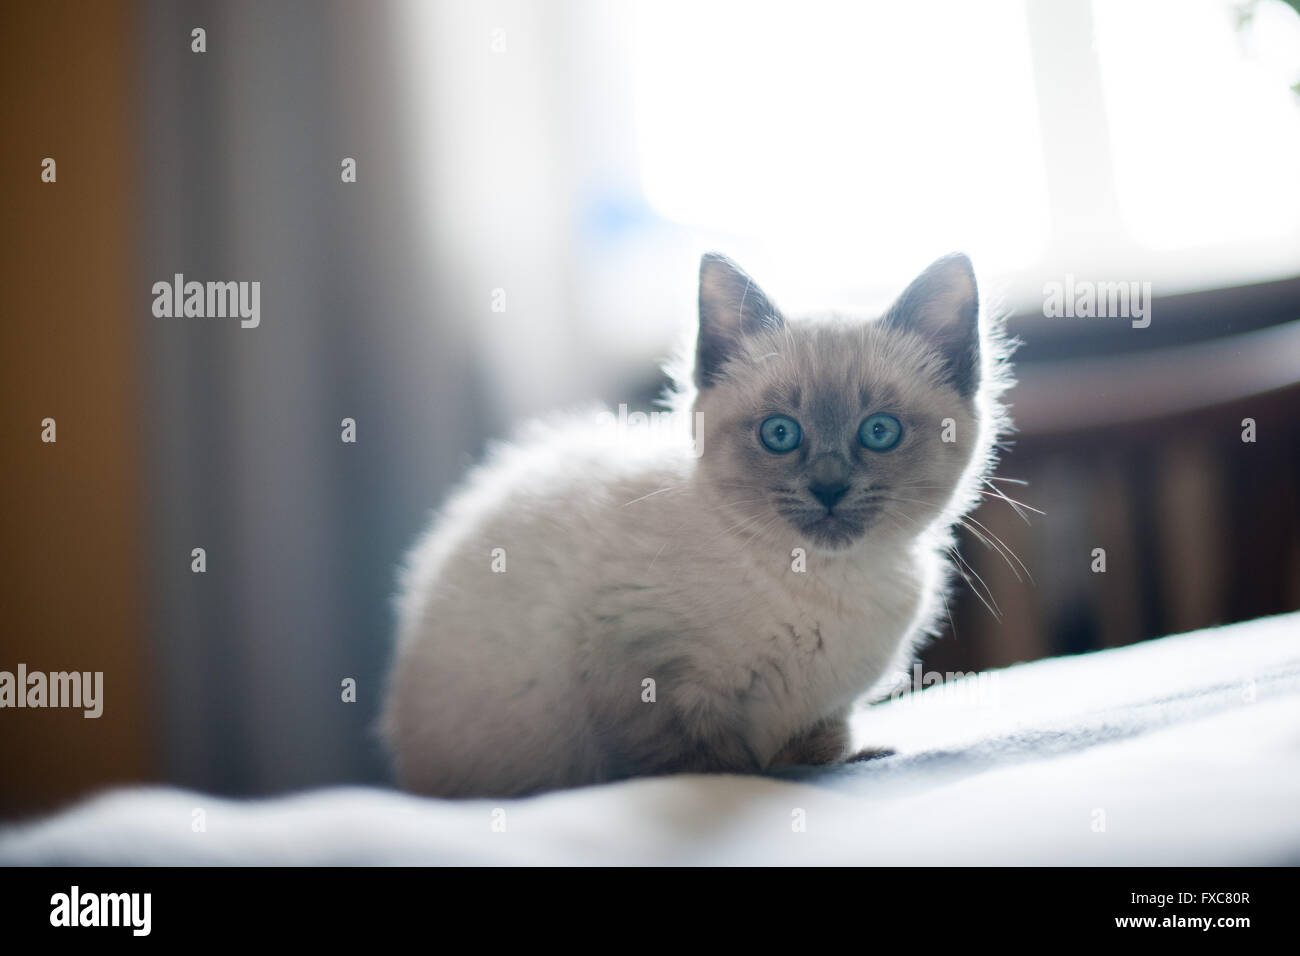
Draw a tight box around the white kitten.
[383,253,1011,796]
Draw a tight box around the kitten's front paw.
[846,746,895,763]
[768,716,850,769]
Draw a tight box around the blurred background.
[2,0,1298,818]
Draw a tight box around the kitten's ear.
[883,253,980,396]
[696,253,784,388]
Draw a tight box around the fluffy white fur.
[383,254,1012,797]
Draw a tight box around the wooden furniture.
[924,298,1300,678]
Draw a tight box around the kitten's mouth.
[794,508,875,549]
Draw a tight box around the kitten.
[383,252,1012,797]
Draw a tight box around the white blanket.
[4,612,1298,865]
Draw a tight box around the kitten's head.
[685,252,1009,554]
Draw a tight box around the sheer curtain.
[139,0,493,792]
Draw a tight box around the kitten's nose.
[809,481,850,511]
[808,453,851,511]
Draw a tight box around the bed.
[3,612,1297,865]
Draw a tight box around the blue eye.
[859,413,902,451]
[759,415,802,453]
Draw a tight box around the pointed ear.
[696,253,784,388]
[883,253,980,396]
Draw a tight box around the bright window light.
[633,0,1300,303]
[632,0,1051,297]
[1093,0,1300,255]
